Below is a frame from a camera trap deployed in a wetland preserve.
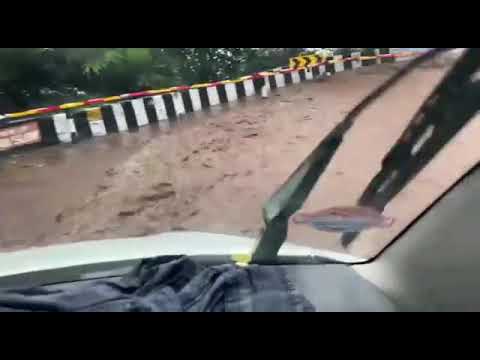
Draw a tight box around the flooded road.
[0,102,263,250]
[2,62,480,259]
[0,126,166,249]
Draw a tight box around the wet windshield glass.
[1,48,477,263]
[279,48,480,259]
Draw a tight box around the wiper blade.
[252,48,452,262]
[341,48,480,247]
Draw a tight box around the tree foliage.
[0,48,307,113]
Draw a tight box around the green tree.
[0,48,307,113]
[0,48,62,109]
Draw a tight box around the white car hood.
[0,231,364,278]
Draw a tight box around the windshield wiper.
[252,48,453,263]
[342,48,480,247]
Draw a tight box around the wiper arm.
[342,48,480,247]
[252,48,452,263]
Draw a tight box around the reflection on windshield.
[278,48,480,258]
[292,206,394,233]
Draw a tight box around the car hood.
[0,231,364,278]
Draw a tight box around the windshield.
[1,48,477,264]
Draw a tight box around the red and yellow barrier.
[288,51,417,71]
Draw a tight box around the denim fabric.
[0,256,315,312]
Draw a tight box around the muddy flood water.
[2,62,480,259]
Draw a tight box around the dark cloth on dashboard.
[0,256,315,312]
